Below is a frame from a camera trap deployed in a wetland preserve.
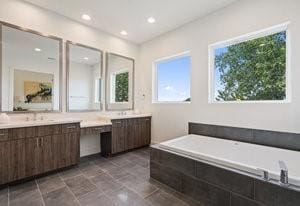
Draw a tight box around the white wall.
[0,0,139,112]
[137,0,300,143]
[0,0,139,156]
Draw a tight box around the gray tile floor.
[0,147,202,206]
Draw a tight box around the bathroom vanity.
[0,120,81,185]
[0,114,151,185]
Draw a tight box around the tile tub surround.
[150,146,300,206]
[189,122,300,151]
[0,147,202,206]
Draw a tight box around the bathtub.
[158,134,300,187]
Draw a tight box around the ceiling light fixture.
[81,14,91,21]
[84,57,89,60]
[120,30,128,36]
[34,48,41,52]
[147,17,156,24]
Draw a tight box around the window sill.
[209,100,291,104]
[152,101,191,104]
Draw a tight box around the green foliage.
[215,31,286,101]
[115,72,129,102]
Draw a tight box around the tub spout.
[279,161,289,186]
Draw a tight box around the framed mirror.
[66,41,103,112]
[105,53,134,110]
[0,22,62,112]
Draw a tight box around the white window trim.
[208,22,291,104]
[152,51,191,104]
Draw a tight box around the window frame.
[152,51,191,104]
[208,22,291,104]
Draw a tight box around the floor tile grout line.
[64,182,84,206]
[35,179,46,206]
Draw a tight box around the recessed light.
[120,30,128,36]
[84,57,89,60]
[147,17,156,24]
[34,48,41,52]
[81,14,91,21]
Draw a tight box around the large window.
[153,52,191,103]
[210,23,289,103]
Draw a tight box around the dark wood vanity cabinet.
[0,123,80,185]
[102,117,151,155]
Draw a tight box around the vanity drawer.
[62,123,80,134]
[112,119,127,127]
[0,129,9,142]
[81,125,112,136]
[37,125,62,137]
[11,127,36,140]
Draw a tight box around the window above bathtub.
[153,52,191,103]
[209,23,290,103]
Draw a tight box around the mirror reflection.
[106,53,134,110]
[67,42,103,111]
[1,25,61,112]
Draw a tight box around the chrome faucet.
[279,161,289,186]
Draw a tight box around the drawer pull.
[66,126,76,129]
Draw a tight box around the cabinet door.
[52,133,79,169]
[67,132,80,165]
[144,118,151,146]
[25,138,39,177]
[0,141,10,184]
[9,139,26,182]
[111,120,126,154]
[126,119,135,150]
[37,136,54,174]
[52,134,65,169]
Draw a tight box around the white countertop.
[80,121,112,128]
[100,113,152,120]
[0,113,151,129]
[0,118,82,129]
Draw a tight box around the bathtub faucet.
[279,161,289,186]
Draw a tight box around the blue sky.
[157,55,191,101]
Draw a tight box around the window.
[209,23,289,103]
[110,70,129,103]
[153,52,191,103]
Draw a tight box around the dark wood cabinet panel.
[37,125,61,137]
[9,139,26,182]
[25,137,39,177]
[104,117,151,156]
[0,141,10,184]
[37,136,54,174]
[81,125,112,136]
[0,123,80,185]
[0,129,9,142]
[11,127,36,140]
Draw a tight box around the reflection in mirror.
[106,53,134,110]
[67,42,103,111]
[1,24,61,112]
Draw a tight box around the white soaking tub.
[159,134,300,187]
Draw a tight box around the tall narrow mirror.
[105,53,134,110]
[66,42,103,112]
[0,23,62,112]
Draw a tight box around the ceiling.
[23,0,238,44]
